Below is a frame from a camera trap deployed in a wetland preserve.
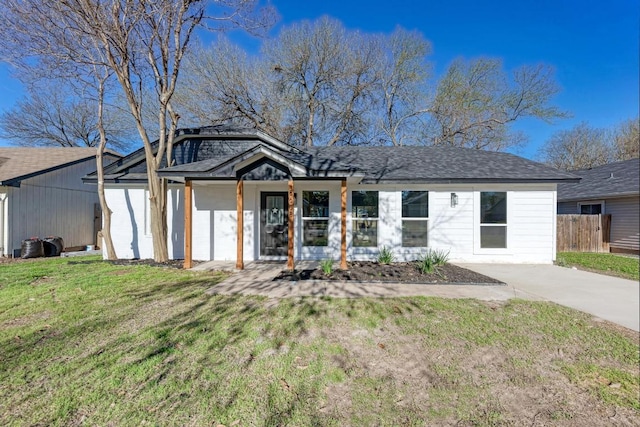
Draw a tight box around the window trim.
[301,190,330,247]
[401,190,429,248]
[474,190,511,254]
[351,190,379,248]
[577,200,605,215]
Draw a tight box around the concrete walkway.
[199,261,639,332]
[460,263,639,332]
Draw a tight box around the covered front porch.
[181,178,350,271]
[156,143,361,271]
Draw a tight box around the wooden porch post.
[340,179,348,270]
[236,179,244,270]
[183,179,193,269]
[287,179,295,271]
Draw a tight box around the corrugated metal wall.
[7,156,118,255]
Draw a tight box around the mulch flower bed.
[274,261,504,285]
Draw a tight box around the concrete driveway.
[459,263,640,332]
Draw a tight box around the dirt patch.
[317,301,640,426]
[274,261,503,284]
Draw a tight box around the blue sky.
[1,0,637,159]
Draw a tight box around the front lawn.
[556,252,640,281]
[1,256,638,425]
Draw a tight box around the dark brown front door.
[260,192,289,256]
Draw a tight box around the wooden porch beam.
[183,179,193,269]
[340,179,348,270]
[236,179,244,270]
[287,180,295,271]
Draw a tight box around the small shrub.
[417,248,450,274]
[378,246,395,264]
[430,248,450,266]
[320,259,334,276]
[418,255,435,274]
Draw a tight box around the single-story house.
[86,126,580,267]
[558,158,639,254]
[0,147,121,257]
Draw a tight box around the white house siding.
[5,159,110,257]
[348,184,556,264]
[105,185,184,260]
[0,188,8,256]
[109,182,557,264]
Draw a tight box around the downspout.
[0,192,7,257]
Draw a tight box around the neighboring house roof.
[86,126,580,184]
[557,158,640,202]
[0,147,121,187]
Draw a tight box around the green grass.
[556,252,639,281]
[0,256,638,425]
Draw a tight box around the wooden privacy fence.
[557,214,611,252]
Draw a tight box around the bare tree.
[0,82,130,151]
[264,17,381,146]
[537,122,613,170]
[178,18,566,150]
[377,28,432,146]
[176,39,284,138]
[612,117,640,161]
[0,0,275,262]
[427,58,566,150]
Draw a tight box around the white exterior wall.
[0,188,8,256]
[347,184,556,264]
[105,185,184,260]
[3,159,113,257]
[109,182,558,264]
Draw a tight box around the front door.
[260,192,289,257]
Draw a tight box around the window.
[402,191,429,247]
[302,191,329,246]
[578,202,603,215]
[352,191,378,247]
[480,192,507,249]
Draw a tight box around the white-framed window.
[352,190,378,247]
[480,191,507,249]
[302,191,329,246]
[578,201,604,215]
[402,191,429,247]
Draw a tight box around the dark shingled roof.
[86,126,580,184]
[557,158,640,201]
[304,146,579,183]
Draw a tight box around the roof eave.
[359,177,581,185]
[558,191,640,202]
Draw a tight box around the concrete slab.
[60,249,103,258]
[459,263,640,332]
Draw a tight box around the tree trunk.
[147,163,169,262]
[97,151,117,260]
[95,76,117,260]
